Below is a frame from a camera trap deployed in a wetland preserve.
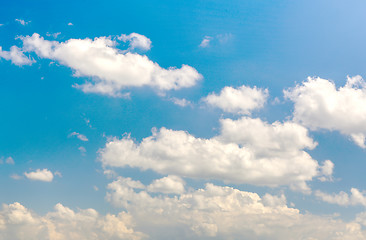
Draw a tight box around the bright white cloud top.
[100,116,333,192]
[0,46,34,66]
[24,169,54,182]
[203,85,268,115]
[14,33,202,97]
[285,76,366,148]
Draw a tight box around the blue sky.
[1,0,366,239]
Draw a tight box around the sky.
[1,0,366,239]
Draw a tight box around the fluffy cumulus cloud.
[315,188,366,207]
[105,176,366,240]
[24,169,54,182]
[203,85,268,115]
[285,76,366,148]
[17,33,201,96]
[0,202,144,240]
[147,175,185,194]
[100,117,332,192]
[0,46,34,66]
[117,33,152,51]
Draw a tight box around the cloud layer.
[105,176,366,240]
[0,202,144,240]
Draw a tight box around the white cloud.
[46,32,61,39]
[147,175,185,194]
[19,33,202,97]
[315,188,366,207]
[0,46,34,66]
[68,132,88,141]
[15,19,30,26]
[0,202,145,240]
[199,34,233,48]
[24,169,54,182]
[5,157,14,165]
[169,97,192,107]
[100,117,331,192]
[67,22,73,26]
[203,85,268,115]
[118,33,152,51]
[285,76,366,148]
[78,146,87,155]
[199,36,212,48]
[105,176,366,240]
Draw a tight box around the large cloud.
[0,202,144,240]
[203,85,268,115]
[105,176,366,240]
[100,117,332,192]
[285,76,366,148]
[17,33,202,96]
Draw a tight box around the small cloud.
[15,19,30,26]
[67,22,73,26]
[0,24,4,27]
[199,33,233,48]
[118,33,152,51]
[93,186,99,191]
[170,97,192,107]
[199,36,212,48]
[54,171,62,177]
[5,157,14,165]
[68,132,88,142]
[84,118,92,128]
[10,174,22,180]
[46,32,61,39]
[24,169,54,182]
[78,146,86,155]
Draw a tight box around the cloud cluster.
[100,116,332,192]
[0,46,34,66]
[105,176,366,240]
[0,202,144,240]
[203,85,268,115]
[315,188,366,207]
[285,76,366,148]
[15,33,202,96]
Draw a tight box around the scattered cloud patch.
[15,19,30,25]
[67,22,73,26]
[199,33,233,48]
[199,36,212,48]
[24,169,54,182]
[18,33,202,97]
[315,188,366,207]
[46,32,61,39]
[78,146,87,155]
[68,132,88,142]
[5,157,14,165]
[203,85,268,115]
[285,76,366,148]
[118,33,152,51]
[0,46,34,66]
[169,97,192,107]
